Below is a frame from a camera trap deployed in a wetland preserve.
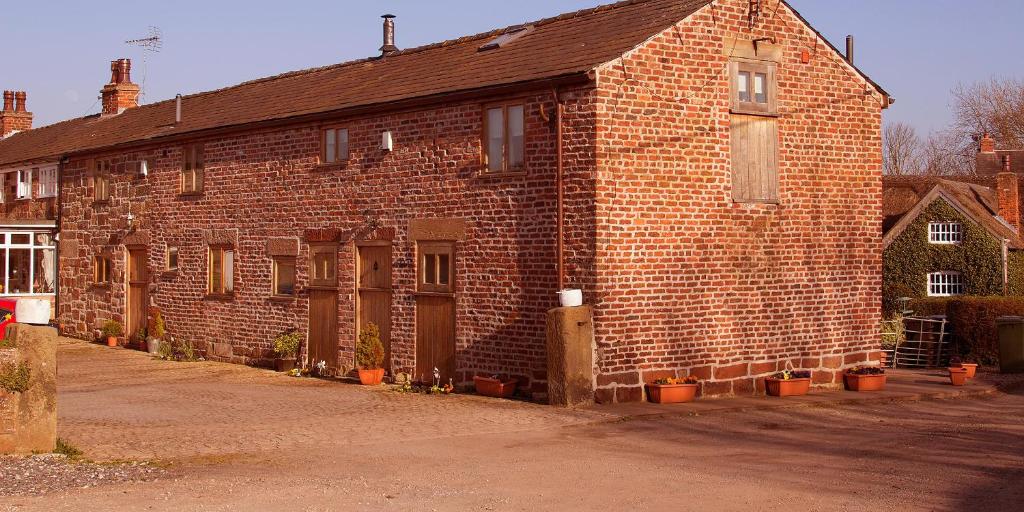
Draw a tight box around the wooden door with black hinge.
[307,243,339,371]
[415,241,456,384]
[126,247,148,345]
[356,242,393,372]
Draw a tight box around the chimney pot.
[846,35,854,64]
[2,91,13,112]
[380,14,399,57]
[118,59,132,84]
[980,133,996,153]
[997,162,1020,233]
[14,91,26,113]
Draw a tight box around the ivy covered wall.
[883,199,1012,314]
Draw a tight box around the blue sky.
[3,0,1022,134]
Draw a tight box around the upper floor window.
[928,222,962,244]
[94,160,111,202]
[16,169,31,200]
[208,245,234,295]
[94,254,112,284]
[729,59,779,204]
[928,271,964,297]
[36,167,57,198]
[483,104,525,173]
[181,144,205,195]
[322,127,349,164]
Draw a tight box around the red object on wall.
[0,299,18,341]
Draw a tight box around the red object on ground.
[765,378,811,397]
[844,373,887,392]
[358,368,385,386]
[949,367,969,386]
[961,363,978,379]
[647,383,698,404]
[0,299,17,340]
[474,376,518,398]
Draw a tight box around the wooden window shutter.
[730,114,779,203]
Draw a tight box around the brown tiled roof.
[882,176,1024,249]
[977,150,1024,176]
[0,0,715,167]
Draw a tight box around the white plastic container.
[15,298,51,326]
[557,289,584,308]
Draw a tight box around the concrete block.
[546,306,594,407]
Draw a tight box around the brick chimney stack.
[0,90,33,138]
[980,132,996,153]
[997,155,1020,232]
[101,58,140,116]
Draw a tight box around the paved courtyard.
[3,339,1024,511]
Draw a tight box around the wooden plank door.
[356,242,392,371]
[307,243,338,371]
[126,247,148,345]
[414,242,456,384]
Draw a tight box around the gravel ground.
[0,454,166,497]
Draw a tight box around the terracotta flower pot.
[765,377,811,397]
[961,363,978,379]
[948,367,969,386]
[275,358,296,373]
[844,373,887,392]
[647,383,698,404]
[474,376,517,398]
[106,336,118,347]
[358,368,385,386]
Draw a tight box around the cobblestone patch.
[0,454,165,497]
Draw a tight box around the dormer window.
[929,222,962,244]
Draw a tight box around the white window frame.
[0,231,57,297]
[928,271,965,297]
[928,222,962,244]
[36,166,57,198]
[15,169,31,200]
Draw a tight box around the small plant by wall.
[884,200,1006,315]
[0,362,31,393]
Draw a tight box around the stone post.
[545,306,595,407]
[0,323,58,454]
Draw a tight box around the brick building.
[0,0,889,402]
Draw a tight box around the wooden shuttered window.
[208,245,234,295]
[181,144,204,195]
[94,160,111,202]
[730,115,779,203]
[729,58,779,204]
[94,255,111,284]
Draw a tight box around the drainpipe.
[1003,239,1010,295]
[552,87,565,291]
[54,155,67,327]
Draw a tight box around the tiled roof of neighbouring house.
[882,176,1024,249]
[978,149,1024,176]
[0,0,716,167]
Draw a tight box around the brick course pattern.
[53,0,883,402]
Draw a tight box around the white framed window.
[36,167,57,198]
[928,271,965,297]
[0,231,56,296]
[929,222,962,244]
[15,169,31,200]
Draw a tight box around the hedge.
[906,296,1024,365]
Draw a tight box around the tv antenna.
[125,26,163,101]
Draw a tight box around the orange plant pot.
[948,367,968,386]
[358,368,385,386]
[765,378,811,397]
[647,383,698,404]
[961,363,978,379]
[106,336,118,347]
[844,373,887,392]
[474,376,518,398]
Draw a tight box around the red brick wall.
[58,86,597,398]
[590,0,884,402]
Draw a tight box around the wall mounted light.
[381,130,394,152]
[138,160,149,177]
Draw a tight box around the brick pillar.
[997,156,1019,232]
[0,324,58,455]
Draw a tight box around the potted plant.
[647,376,699,404]
[146,307,166,355]
[765,370,812,397]
[474,374,518,399]
[355,322,385,386]
[101,320,123,347]
[272,331,301,372]
[961,360,979,379]
[844,366,887,392]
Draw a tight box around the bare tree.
[883,122,922,175]
[920,130,974,176]
[952,77,1024,149]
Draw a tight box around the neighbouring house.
[882,146,1024,313]
[0,91,58,310]
[0,0,889,402]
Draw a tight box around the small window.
[272,256,296,296]
[928,272,965,297]
[309,244,338,288]
[166,246,179,271]
[36,167,57,198]
[929,222,962,244]
[16,169,31,200]
[483,104,525,173]
[94,160,111,202]
[418,242,454,293]
[730,60,776,116]
[94,255,112,284]
[322,127,349,164]
[181,144,204,194]
[208,245,234,295]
